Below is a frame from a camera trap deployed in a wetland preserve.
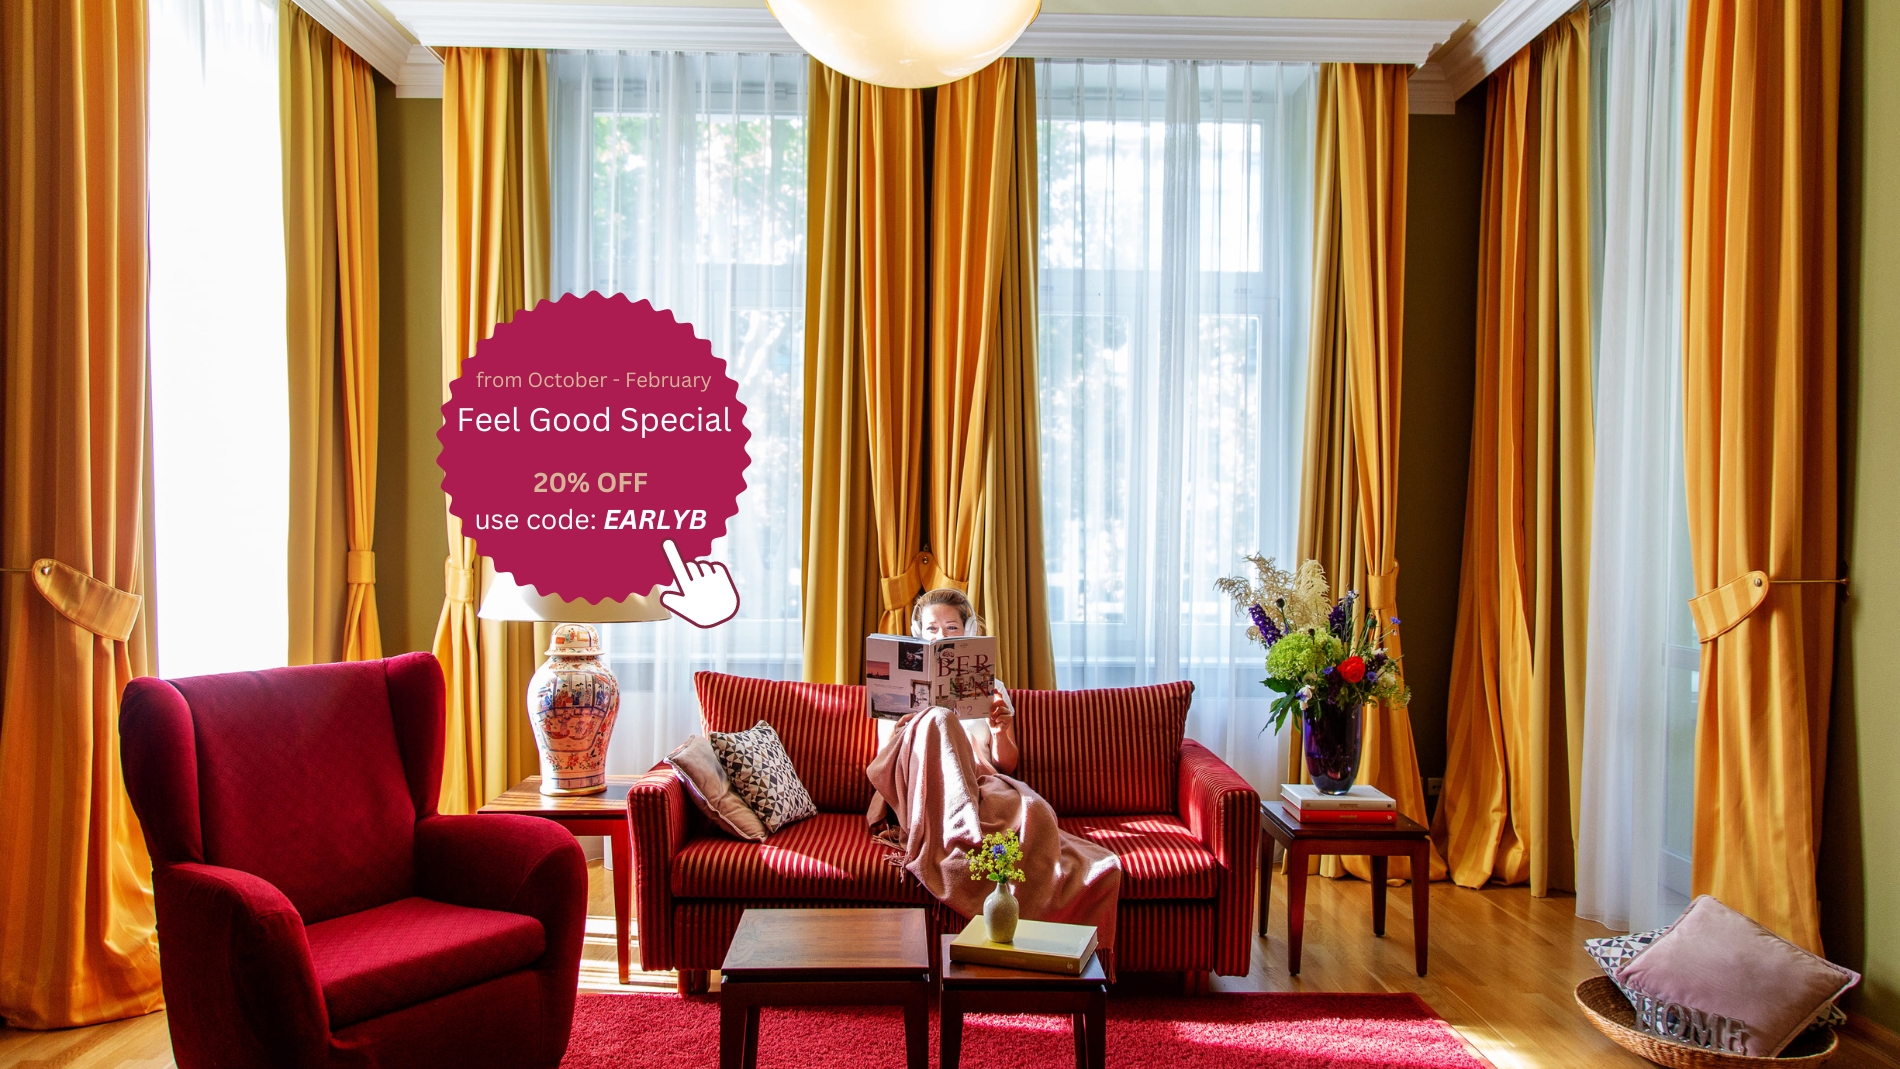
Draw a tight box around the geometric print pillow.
[1586,924,1848,1033]
[708,720,817,834]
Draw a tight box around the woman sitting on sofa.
[866,588,1121,944]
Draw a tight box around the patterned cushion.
[1586,926,1671,994]
[1058,814,1219,900]
[671,812,927,903]
[696,673,879,813]
[1014,682,1193,815]
[708,720,818,834]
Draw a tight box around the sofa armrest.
[1177,740,1259,976]
[627,762,689,971]
[154,862,329,1069]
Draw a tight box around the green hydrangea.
[1265,629,1345,681]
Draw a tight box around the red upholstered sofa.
[629,672,1258,988]
[119,653,588,1069]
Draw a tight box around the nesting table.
[938,934,1107,1069]
[1257,800,1432,976]
[718,908,932,1069]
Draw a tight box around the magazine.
[863,633,997,720]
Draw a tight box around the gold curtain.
[1295,63,1444,883]
[929,58,1055,689]
[1433,10,1592,895]
[282,5,382,665]
[802,62,927,679]
[0,0,164,1027]
[1681,0,1839,953]
[435,48,549,812]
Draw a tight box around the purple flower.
[1328,592,1357,641]
[991,844,1005,858]
[1390,616,1401,626]
[1248,604,1282,645]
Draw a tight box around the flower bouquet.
[968,829,1026,942]
[1216,556,1408,793]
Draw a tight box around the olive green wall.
[1397,93,1486,799]
[373,85,446,656]
[1821,0,1900,1032]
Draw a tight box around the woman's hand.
[986,681,1015,732]
[986,682,1019,774]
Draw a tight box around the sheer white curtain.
[1577,0,1696,934]
[549,51,808,780]
[1034,59,1315,792]
[148,0,289,677]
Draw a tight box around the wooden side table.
[938,934,1107,1069]
[719,908,931,1069]
[1257,800,1431,977]
[479,774,637,984]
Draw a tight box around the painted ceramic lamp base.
[527,623,622,796]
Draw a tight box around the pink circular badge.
[437,292,751,605]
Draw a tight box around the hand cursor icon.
[659,539,741,628]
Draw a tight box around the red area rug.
[560,991,1491,1069]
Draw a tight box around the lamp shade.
[478,566,670,623]
[768,0,1040,89]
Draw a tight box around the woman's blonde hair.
[911,587,983,637]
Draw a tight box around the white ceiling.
[371,0,1507,15]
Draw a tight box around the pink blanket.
[865,708,1120,947]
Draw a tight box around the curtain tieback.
[1367,563,1400,615]
[2,559,142,641]
[445,560,478,604]
[878,551,968,613]
[347,550,376,585]
[1689,570,1849,643]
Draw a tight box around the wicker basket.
[1575,976,1838,1068]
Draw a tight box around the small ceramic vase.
[527,623,621,796]
[984,881,1020,943]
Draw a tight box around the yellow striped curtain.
[1681,0,1840,953]
[1296,63,1445,883]
[282,3,383,666]
[0,0,164,1027]
[1433,9,1593,895]
[929,58,1056,689]
[801,62,927,681]
[434,47,550,812]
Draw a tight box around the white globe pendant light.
[768,0,1041,89]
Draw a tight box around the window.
[549,51,808,777]
[1035,59,1315,787]
[147,0,289,676]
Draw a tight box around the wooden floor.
[3,861,1896,1068]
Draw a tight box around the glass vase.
[1301,698,1364,795]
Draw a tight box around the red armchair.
[119,652,587,1069]
[629,673,1258,989]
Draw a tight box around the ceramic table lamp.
[479,565,669,796]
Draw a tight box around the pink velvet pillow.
[1615,896,1859,1057]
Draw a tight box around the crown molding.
[395,43,447,96]
[293,0,418,83]
[1418,0,1576,104]
[1407,61,1455,114]
[382,2,799,51]
[1008,15,1462,67]
[382,4,1460,67]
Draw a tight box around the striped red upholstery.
[1056,815,1218,900]
[1014,681,1192,815]
[1111,901,1221,972]
[694,673,879,813]
[671,813,929,903]
[1178,739,1259,977]
[626,764,690,972]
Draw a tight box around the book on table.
[1281,784,1397,822]
[863,633,997,720]
[948,917,1098,975]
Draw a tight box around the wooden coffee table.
[719,908,931,1069]
[937,934,1106,1069]
[478,775,636,983]
[1258,800,1431,976]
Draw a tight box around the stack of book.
[1282,783,1397,823]
[948,917,1098,975]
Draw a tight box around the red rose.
[1338,656,1367,683]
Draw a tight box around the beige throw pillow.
[666,735,768,841]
